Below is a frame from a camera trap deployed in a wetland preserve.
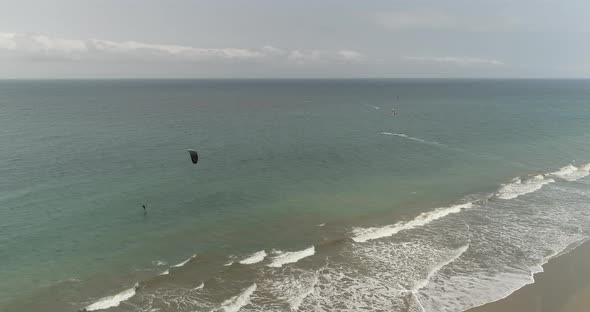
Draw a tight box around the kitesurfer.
[188,149,198,164]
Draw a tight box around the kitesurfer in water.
[188,149,198,165]
[142,204,146,214]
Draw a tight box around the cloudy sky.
[0,0,588,78]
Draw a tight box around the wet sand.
[468,240,590,312]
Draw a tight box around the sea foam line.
[463,237,590,312]
[83,283,139,311]
[352,203,473,243]
[267,246,315,268]
[380,132,446,147]
[171,254,196,268]
[412,244,469,293]
[216,283,257,312]
[239,250,267,265]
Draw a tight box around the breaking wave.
[550,163,590,181]
[217,283,257,312]
[194,282,205,291]
[268,247,315,268]
[171,254,196,268]
[352,203,473,243]
[83,283,138,311]
[239,250,267,265]
[77,162,590,312]
[159,270,169,276]
[496,175,555,199]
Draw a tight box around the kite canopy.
[187,149,198,164]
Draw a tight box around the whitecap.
[352,203,473,243]
[239,250,267,265]
[83,283,138,311]
[171,254,196,268]
[267,247,315,268]
[496,175,554,199]
[217,283,257,312]
[193,282,205,291]
[288,273,319,311]
[550,164,590,181]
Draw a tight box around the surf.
[75,162,590,312]
[82,283,139,311]
[171,254,196,268]
[267,247,316,268]
[550,163,590,181]
[352,203,473,243]
[496,175,555,199]
[239,250,267,265]
[215,283,257,312]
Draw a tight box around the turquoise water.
[1,79,590,311]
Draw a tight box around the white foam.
[217,283,257,312]
[496,175,554,199]
[239,250,267,265]
[153,260,167,266]
[288,273,319,311]
[224,261,234,266]
[171,254,196,268]
[412,244,469,292]
[317,223,325,227]
[267,246,316,268]
[380,132,445,147]
[193,282,205,291]
[159,270,169,276]
[352,203,473,243]
[84,283,138,311]
[550,164,590,181]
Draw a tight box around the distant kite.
[187,150,199,164]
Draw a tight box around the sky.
[0,0,589,78]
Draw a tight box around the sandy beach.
[468,240,590,312]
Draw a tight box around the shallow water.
[1,79,590,311]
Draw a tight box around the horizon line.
[1,77,590,81]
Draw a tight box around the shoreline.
[467,239,590,312]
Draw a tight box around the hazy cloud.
[337,50,365,62]
[0,32,365,64]
[0,0,588,78]
[287,49,366,64]
[404,56,504,66]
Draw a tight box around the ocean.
[1,79,590,312]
